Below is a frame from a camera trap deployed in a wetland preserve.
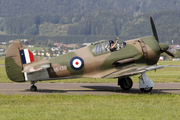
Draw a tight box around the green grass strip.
[0,94,180,120]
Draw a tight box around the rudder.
[5,41,35,82]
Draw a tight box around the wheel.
[119,77,133,90]
[30,85,37,92]
[140,87,153,93]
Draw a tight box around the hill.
[0,0,180,17]
[0,1,180,44]
[0,10,179,44]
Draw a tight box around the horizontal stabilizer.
[22,61,51,73]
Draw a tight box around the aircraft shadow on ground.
[23,89,68,93]
[21,86,180,94]
[82,86,180,94]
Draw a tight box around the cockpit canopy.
[92,39,126,55]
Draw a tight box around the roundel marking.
[70,57,84,71]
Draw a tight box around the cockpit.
[92,38,126,55]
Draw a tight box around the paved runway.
[0,83,180,95]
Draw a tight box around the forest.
[0,0,180,17]
[0,0,180,44]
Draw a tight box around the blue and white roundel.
[70,57,84,71]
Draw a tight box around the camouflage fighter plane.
[5,17,174,92]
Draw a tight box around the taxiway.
[0,83,180,95]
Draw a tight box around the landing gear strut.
[30,81,37,92]
[139,72,154,93]
[118,77,133,90]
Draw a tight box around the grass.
[0,94,180,120]
[0,57,5,64]
[158,60,180,65]
[0,66,10,83]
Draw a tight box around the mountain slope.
[0,0,180,17]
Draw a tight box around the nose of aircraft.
[159,43,169,51]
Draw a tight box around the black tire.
[140,87,153,93]
[30,85,37,92]
[119,77,133,90]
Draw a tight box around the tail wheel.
[119,77,133,90]
[30,85,37,92]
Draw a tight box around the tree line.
[0,0,180,17]
[0,10,180,44]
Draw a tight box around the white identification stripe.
[24,72,28,81]
[24,49,30,63]
[73,59,81,68]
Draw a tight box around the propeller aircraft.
[5,17,174,92]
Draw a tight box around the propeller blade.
[161,50,174,58]
[150,17,159,43]
[150,17,173,58]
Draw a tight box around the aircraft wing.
[102,64,165,79]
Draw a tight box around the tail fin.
[5,41,36,82]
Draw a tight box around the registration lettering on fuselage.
[50,66,67,73]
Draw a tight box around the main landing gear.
[118,72,154,93]
[139,72,154,93]
[30,81,37,92]
[118,77,133,90]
